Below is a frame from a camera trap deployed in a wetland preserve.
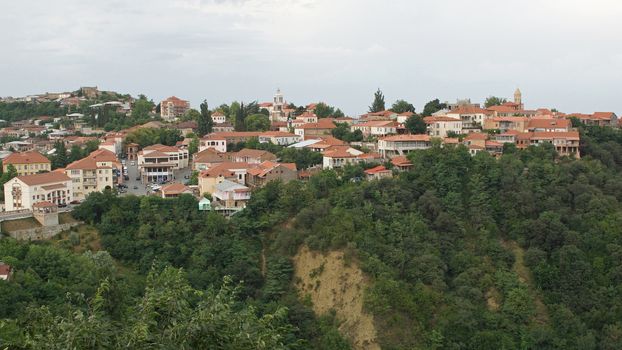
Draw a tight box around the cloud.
[0,0,621,115]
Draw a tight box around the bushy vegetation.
[2,125,622,349]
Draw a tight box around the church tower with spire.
[514,88,523,109]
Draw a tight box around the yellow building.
[2,151,51,176]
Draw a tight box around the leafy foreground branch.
[2,268,297,350]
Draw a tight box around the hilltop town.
[0,86,616,216]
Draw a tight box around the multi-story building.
[246,161,298,188]
[4,171,72,211]
[446,106,492,132]
[516,131,581,158]
[257,131,301,145]
[566,112,618,127]
[351,120,399,137]
[483,117,528,133]
[199,132,263,153]
[378,134,432,158]
[294,119,336,138]
[526,118,571,132]
[160,96,190,121]
[424,116,462,138]
[137,144,189,183]
[2,151,51,176]
[65,149,120,200]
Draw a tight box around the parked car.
[133,185,138,190]
[184,175,190,179]
[58,203,67,208]
[130,161,136,166]
[136,177,141,181]
[124,175,129,181]
[70,200,81,205]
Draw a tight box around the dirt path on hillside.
[503,240,550,324]
[293,246,380,350]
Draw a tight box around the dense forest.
[1,124,622,349]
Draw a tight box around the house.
[160,96,190,121]
[212,122,235,133]
[294,119,336,138]
[246,161,297,188]
[65,149,120,200]
[98,140,118,154]
[234,149,277,164]
[211,111,227,124]
[212,180,251,210]
[258,131,300,145]
[566,112,617,127]
[483,117,528,133]
[198,162,255,195]
[295,112,318,124]
[137,144,189,183]
[199,132,263,152]
[397,112,415,124]
[364,165,392,180]
[390,156,413,171]
[350,120,399,137]
[495,130,521,143]
[0,262,13,280]
[4,141,34,152]
[463,132,488,148]
[3,171,73,211]
[446,106,493,132]
[160,183,193,198]
[193,148,225,171]
[198,197,212,211]
[173,120,198,136]
[378,134,432,157]
[527,118,571,132]
[516,131,581,158]
[2,151,51,176]
[424,116,462,138]
[321,147,380,169]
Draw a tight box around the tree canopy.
[368,89,386,113]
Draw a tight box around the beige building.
[160,96,190,121]
[2,151,51,176]
[246,161,297,188]
[65,149,120,201]
[424,116,462,138]
[4,171,73,211]
[378,134,432,157]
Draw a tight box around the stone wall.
[7,222,81,241]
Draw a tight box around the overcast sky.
[1,0,621,115]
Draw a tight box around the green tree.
[131,96,155,120]
[422,99,447,116]
[52,140,68,169]
[391,99,415,114]
[314,103,335,118]
[245,114,270,131]
[484,96,507,108]
[405,114,427,134]
[235,102,246,131]
[369,89,386,113]
[198,100,214,136]
[189,136,199,155]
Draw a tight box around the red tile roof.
[380,134,431,142]
[3,151,50,165]
[17,171,71,186]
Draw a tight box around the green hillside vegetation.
[1,123,622,349]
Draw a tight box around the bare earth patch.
[293,246,380,350]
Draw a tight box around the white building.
[211,111,227,124]
[4,172,73,211]
[258,132,301,145]
[378,134,432,158]
[137,144,189,183]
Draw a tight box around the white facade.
[199,138,227,153]
[4,173,73,211]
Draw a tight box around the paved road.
[119,162,193,197]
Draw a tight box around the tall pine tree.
[369,88,386,113]
[198,99,213,137]
[235,102,246,131]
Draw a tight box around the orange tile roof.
[161,183,191,194]
[364,165,390,174]
[391,156,412,167]
[380,134,431,142]
[464,133,488,141]
[527,118,570,129]
[17,171,71,186]
[3,151,50,165]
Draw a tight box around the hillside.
[1,124,622,349]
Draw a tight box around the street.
[119,162,193,197]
